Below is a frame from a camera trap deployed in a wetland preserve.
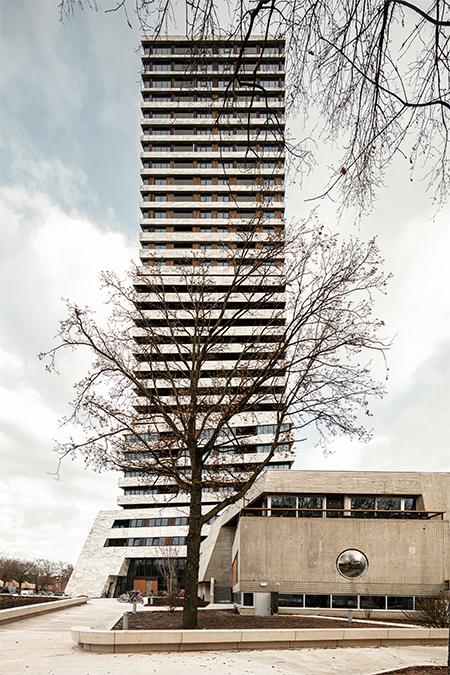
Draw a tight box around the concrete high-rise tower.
[66,35,294,599]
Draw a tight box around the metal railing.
[241,507,445,520]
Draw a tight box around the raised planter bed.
[71,621,448,653]
[0,597,87,625]
[0,595,64,610]
[112,610,383,631]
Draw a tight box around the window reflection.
[278,594,303,607]
[298,496,323,517]
[387,596,414,610]
[305,594,330,608]
[332,595,358,609]
[271,495,296,517]
[351,497,375,517]
[326,495,344,518]
[376,497,401,518]
[360,595,386,610]
[336,549,368,578]
[244,493,423,519]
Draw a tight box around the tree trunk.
[18,582,22,595]
[182,483,203,629]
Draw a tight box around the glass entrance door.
[146,578,158,595]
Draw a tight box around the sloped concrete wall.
[202,526,235,589]
[66,510,127,598]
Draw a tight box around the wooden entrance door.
[133,579,146,595]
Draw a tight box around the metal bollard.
[347,609,353,623]
[132,601,137,614]
[123,613,129,630]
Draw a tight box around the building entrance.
[115,557,186,597]
[133,578,158,595]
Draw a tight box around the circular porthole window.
[336,549,368,579]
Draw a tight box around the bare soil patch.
[148,597,208,607]
[112,609,401,630]
[376,668,447,674]
[0,595,62,610]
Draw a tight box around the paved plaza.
[0,599,447,675]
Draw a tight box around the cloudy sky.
[1,1,449,564]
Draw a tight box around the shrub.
[407,594,450,628]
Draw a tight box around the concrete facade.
[238,517,448,596]
[200,470,450,612]
[67,35,294,598]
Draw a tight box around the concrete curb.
[71,625,449,653]
[0,597,88,625]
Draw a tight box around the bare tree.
[58,0,449,212]
[10,559,32,595]
[56,562,74,593]
[0,555,17,590]
[29,559,57,593]
[1,556,73,595]
[41,221,389,627]
[158,546,182,610]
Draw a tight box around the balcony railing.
[241,507,445,520]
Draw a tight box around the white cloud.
[295,340,450,472]
[0,177,135,562]
[291,186,450,473]
[0,475,111,561]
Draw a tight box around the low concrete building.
[199,470,450,616]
